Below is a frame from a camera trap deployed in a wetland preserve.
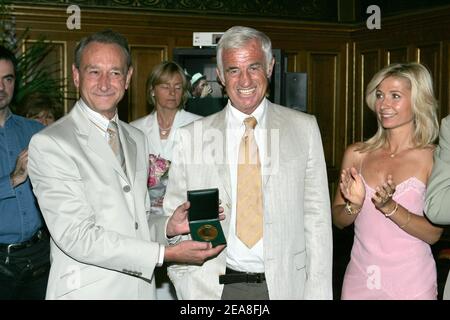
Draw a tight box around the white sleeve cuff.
[157,244,165,267]
[167,234,182,245]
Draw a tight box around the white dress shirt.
[225,99,268,273]
[78,99,119,140]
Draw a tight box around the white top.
[130,109,202,161]
[225,99,268,273]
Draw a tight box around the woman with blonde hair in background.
[332,62,443,299]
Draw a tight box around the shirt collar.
[78,99,119,132]
[227,98,267,129]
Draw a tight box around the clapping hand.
[339,167,365,206]
[10,149,29,187]
[372,174,396,210]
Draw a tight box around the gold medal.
[197,224,218,241]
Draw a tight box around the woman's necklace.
[388,147,413,158]
[159,124,172,136]
[157,112,175,137]
[389,151,397,158]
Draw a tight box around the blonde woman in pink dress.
[332,63,443,299]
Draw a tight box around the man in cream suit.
[164,26,333,299]
[426,115,450,299]
[27,30,223,300]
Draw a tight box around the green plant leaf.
[0,0,66,114]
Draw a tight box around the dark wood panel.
[386,47,408,64]
[359,50,380,142]
[127,46,167,122]
[417,43,441,102]
[308,53,338,167]
[285,51,300,72]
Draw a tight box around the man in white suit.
[27,30,223,300]
[425,115,450,299]
[164,26,333,299]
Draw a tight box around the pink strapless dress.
[341,177,437,300]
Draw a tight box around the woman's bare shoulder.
[341,142,367,168]
[345,142,366,157]
[417,144,436,157]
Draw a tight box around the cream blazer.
[426,115,450,299]
[28,101,167,300]
[164,101,333,300]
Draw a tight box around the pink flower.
[148,154,171,188]
[148,176,157,187]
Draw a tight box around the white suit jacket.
[28,101,167,300]
[164,101,333,300]
[426,115,450,299]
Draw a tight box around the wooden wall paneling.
[285,51,300,72]
[126,45,167,122]
[345,41,356,148]
[285,43,349,192]
[307,52,339,180]
[65,40,79,109]
[416,43,442,118]
[385,47,409,65]
[417,43,440,77]
[332,41,353,196]
[357,49,381,142]
[340,41,353,159]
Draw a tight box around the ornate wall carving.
[10,0,338,22]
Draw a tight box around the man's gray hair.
[216,26,273,79]
[74,29,131,70]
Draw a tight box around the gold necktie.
[236,116,263,248]
[107,121,126,171]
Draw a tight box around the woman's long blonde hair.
[358,62,439,153]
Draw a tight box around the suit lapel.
[211,110,232,204]
[71,102,130,183]
[264,103,281,187]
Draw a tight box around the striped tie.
[107,121,126,172]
